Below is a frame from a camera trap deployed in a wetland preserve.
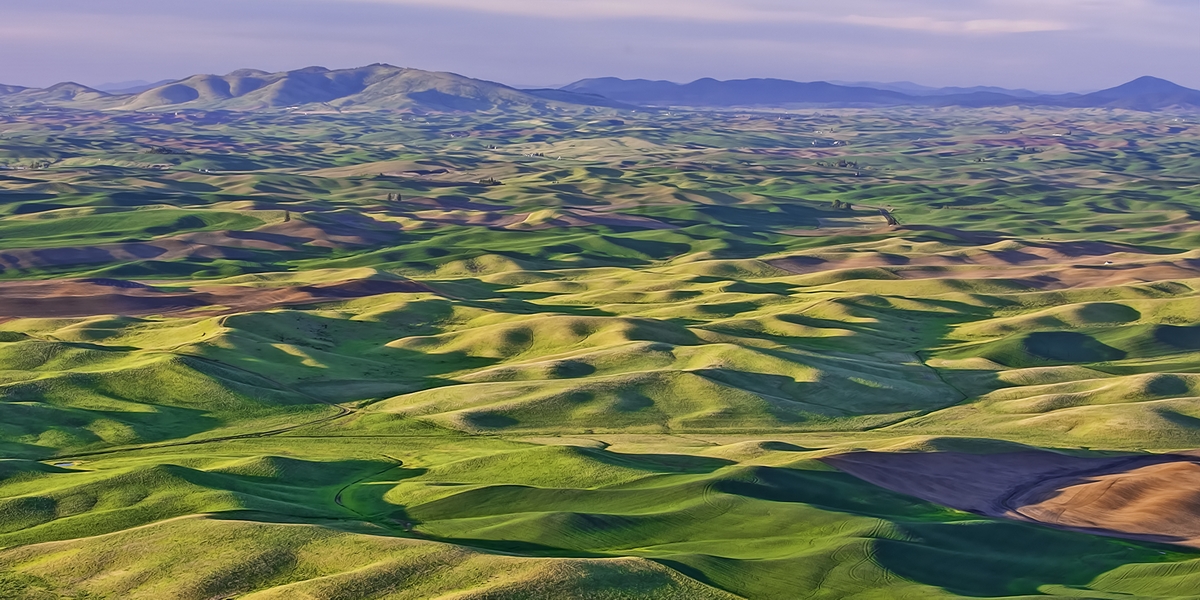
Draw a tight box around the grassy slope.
[0,106,1199,598]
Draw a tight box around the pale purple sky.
[2,0,1197,91]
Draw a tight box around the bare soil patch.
[0,277,436,318]
[824,449,1200,547]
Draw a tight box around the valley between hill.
[1,104,1200,599]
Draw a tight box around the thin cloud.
[339,0,779,22]
[345,0,1070,34]
[842,16,1069,34]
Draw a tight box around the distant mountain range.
[1,64,1197,112]
[561,78,914,107]
[0,64,628,112]
[828,81,1052,98]
[563,75,1200,111]
[95,79,179,94]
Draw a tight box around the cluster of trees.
[386,193,403,201]
[880,208,899,226]
[815,160,861,169]
[831,199,854,210]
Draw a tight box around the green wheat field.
[2,104,1200,599]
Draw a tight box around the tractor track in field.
[334,454,406,516]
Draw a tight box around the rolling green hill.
[1,103,1200,598]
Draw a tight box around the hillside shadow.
[873,519,1178,598]
[205,309,502,398]
[285,459,1181,599]
[413,534,613,558]
[578,448,734,474]
[424,282,619,319]
[0,398,223,460]
[1025,331,1127,363]
[199,457,428,517]
[710,466,1177,597]
[1155,324,1200,350]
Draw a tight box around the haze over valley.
[3,64,1199,112]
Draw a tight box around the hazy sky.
[3,0,1197,91]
